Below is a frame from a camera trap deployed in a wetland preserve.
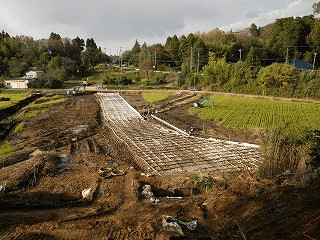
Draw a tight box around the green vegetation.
[0,141,19,156]
[306,130,320,170]
[189,94,320,179]
[259,127,320,179]
[0,93,30,109]
[190,176,214,192]
[189,95,320,133]
[0,31,108,89]
[12,121,25,134]
[142,93,170,103]
[260,127,308,178]
[14,95,66,120]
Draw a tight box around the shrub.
[260,127,308,178]
[202,54,231,87]
[118,76,132,85]
[28,77,63,89]
[258,63,298,88]
[306,130,320,170]
[148,72,167,85]
[102,75,117,85]
[190,176,214,192]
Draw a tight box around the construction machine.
[67,82,86,95]
[193,98,214,108]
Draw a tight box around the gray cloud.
[246,9,261,18]
[0,0,314,51]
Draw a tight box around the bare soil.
[0,92,319,240]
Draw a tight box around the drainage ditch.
[0,93,43,121]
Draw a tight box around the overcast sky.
[0,0,316,54]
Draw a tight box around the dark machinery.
[67,82,86,95]
[193,98,214,108]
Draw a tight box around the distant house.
[4,78,33,89]
[290,60,313,70]
[4,70,44,89]
[23,71,44,80]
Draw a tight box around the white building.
[23,71,44,80]
[4,70,44,89]
[4,78,32,89]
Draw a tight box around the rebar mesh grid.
[96,93,262,175]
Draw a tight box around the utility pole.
[154,50,157,71]
[190,47,193,71]
[286,46,289,64]
[313,53,318,70]
[119,47,123,74]
[239,49,242,61]
[197,48,200,73]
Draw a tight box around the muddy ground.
[0,92,319,240]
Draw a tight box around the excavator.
[67,82,86,95]
[193,98,214,108]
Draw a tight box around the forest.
[0,32,108,88]
[120,14,320,99]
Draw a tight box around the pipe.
[151,114,190,137]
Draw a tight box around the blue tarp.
[290,60,313,70]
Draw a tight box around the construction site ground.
[0,91,319,240]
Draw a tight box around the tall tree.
[313,2,320,14]
[169,35,180,66]
[70,36,85,64]
[307,18,320,54]
[86,38,97,49]
[245,46,260,67]
[249,23,260,37]
[48,32,64,57]
[0,30,10,41]
[187,33,197,49]
[266,16,314,59]
[193,39,208,71]
[149,43,167,70]
[129,39,141,66]
[36,52,50,71]
[179,35,188,63]
[72,37,85,52]
[139,42,152,61]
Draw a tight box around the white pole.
[313,53,317,70]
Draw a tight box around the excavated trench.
[0,122,17,141]
[0,93,43,142]
[0,93,42,121]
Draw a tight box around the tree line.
[123,15,320,71]
[2,9,320,94]
[0,31,108,88]
[116,14,320,99]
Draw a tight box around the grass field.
[189,95,320,132]
[14,95,66,120]
[142,93,170,103]
[0,93,30,109]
